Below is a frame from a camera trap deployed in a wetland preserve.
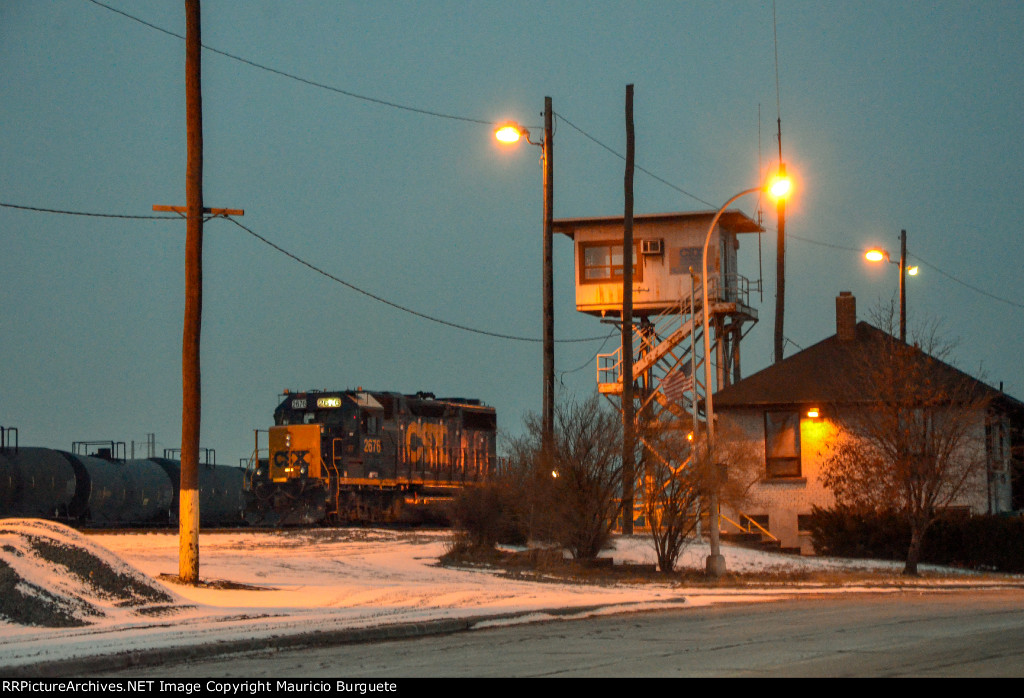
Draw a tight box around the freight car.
[244,389,496,525]
[0,430,247,527]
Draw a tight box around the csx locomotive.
[245,389,496,525]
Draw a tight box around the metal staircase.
[596,291,705,425]
[596,274,760,527]
[597,273,759,415]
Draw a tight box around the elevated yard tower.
[554,209,762,430]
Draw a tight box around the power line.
[0,201,176,220]
[2,197,610,342]
[910,252,1024,310]
[86,0,494,126]
[783,335,805,352]
[554,113,714,208]
[7,198,1022,315]
[788,233,1024,311]
[788,233,861,253]
[219,216,607,343]
[557,330,618,381]
[35,8,1024,318]
[88,1,719,207]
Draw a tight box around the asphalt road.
[98,588,1024,678]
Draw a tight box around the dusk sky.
[2,1,1022,464]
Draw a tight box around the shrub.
[807,506,1024,572]
[449,477,528,551]
[502,396,623,560]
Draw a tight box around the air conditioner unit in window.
[641,238,663,255]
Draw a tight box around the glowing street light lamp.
[495,122,527,144]
[700,168,793,578]
[864,229,916,343]
[865,247,918,275]
[496,100,555,447]
[768,171,792,200]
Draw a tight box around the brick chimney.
[836,292,856,341]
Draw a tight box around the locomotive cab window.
[361,412,381,435]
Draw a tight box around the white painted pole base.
[705,554,726,578]
[179,488,200,583]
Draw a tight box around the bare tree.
[821,307,992,575]
[640,417,760,573]
[640,421,705,573]
[506,396,623,560]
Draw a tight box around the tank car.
[151,457,247,528]
[0,432,247,527]
[245,389,497,525]
[0,442,174,525]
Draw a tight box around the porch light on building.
[807,407,820,419]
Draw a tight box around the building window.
[765,411,801,478]
[579,241,641,284]
[745,514,769,531]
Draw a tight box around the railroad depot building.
[713,292,1024,554]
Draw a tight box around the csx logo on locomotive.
[273,449,310,473]
[405,421,447,466]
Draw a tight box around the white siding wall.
[719,407,998,555]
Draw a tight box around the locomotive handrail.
[241,449,267,471]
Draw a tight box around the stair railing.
[720,512,779,542]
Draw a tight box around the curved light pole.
[495,98,554,447]
[865,229,918,343]
[701,172,791,577]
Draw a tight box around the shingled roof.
[714,320,1022,413]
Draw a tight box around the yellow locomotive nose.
[269,424,322,481]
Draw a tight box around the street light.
[495,98,554,447]
[495,123,527,144]
[865,229,917,343]
[700,169,792,577]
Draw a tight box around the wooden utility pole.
[157,3,243,584]
[899,228,907,343]
[180,0,204,585]
[773,119,786,365]
[621,84,635,535]
[542,96,554,447]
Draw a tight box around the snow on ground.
[0,518,1011,671]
